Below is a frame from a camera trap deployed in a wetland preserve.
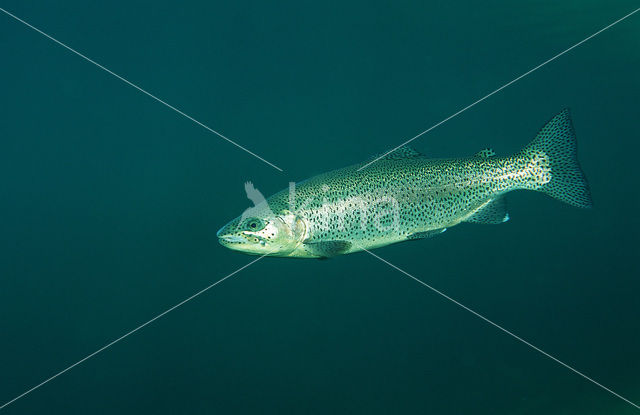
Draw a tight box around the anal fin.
[465,197,510,224]
[407,228,447,240]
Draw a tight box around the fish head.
[217,208,307,256]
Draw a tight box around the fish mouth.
[218,234,246,244]
[216,225,244,245]
[216,226,246,244]
[217,225,265,248]
[217,229,270,256]
[217,233,253,252]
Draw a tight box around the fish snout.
[216,226,227,239]
[217,223,252,246]
[216,226,232,243]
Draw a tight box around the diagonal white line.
[360,246,640,411]
[358,6,640,171]
[0,254,269,411]
[0,7,283,172]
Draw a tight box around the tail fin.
[519,109,592,208]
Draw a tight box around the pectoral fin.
[304,240,352,258]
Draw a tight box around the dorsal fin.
[474,148,496,158]
[369,145,425,162]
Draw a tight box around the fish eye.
[244,218,265,231]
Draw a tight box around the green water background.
[1,1,639,413]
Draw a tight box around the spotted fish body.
[217,110,592,258]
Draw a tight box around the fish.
[217,109,592,258]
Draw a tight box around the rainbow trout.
[217,109,591,258]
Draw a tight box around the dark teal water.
[1,1,639,413]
